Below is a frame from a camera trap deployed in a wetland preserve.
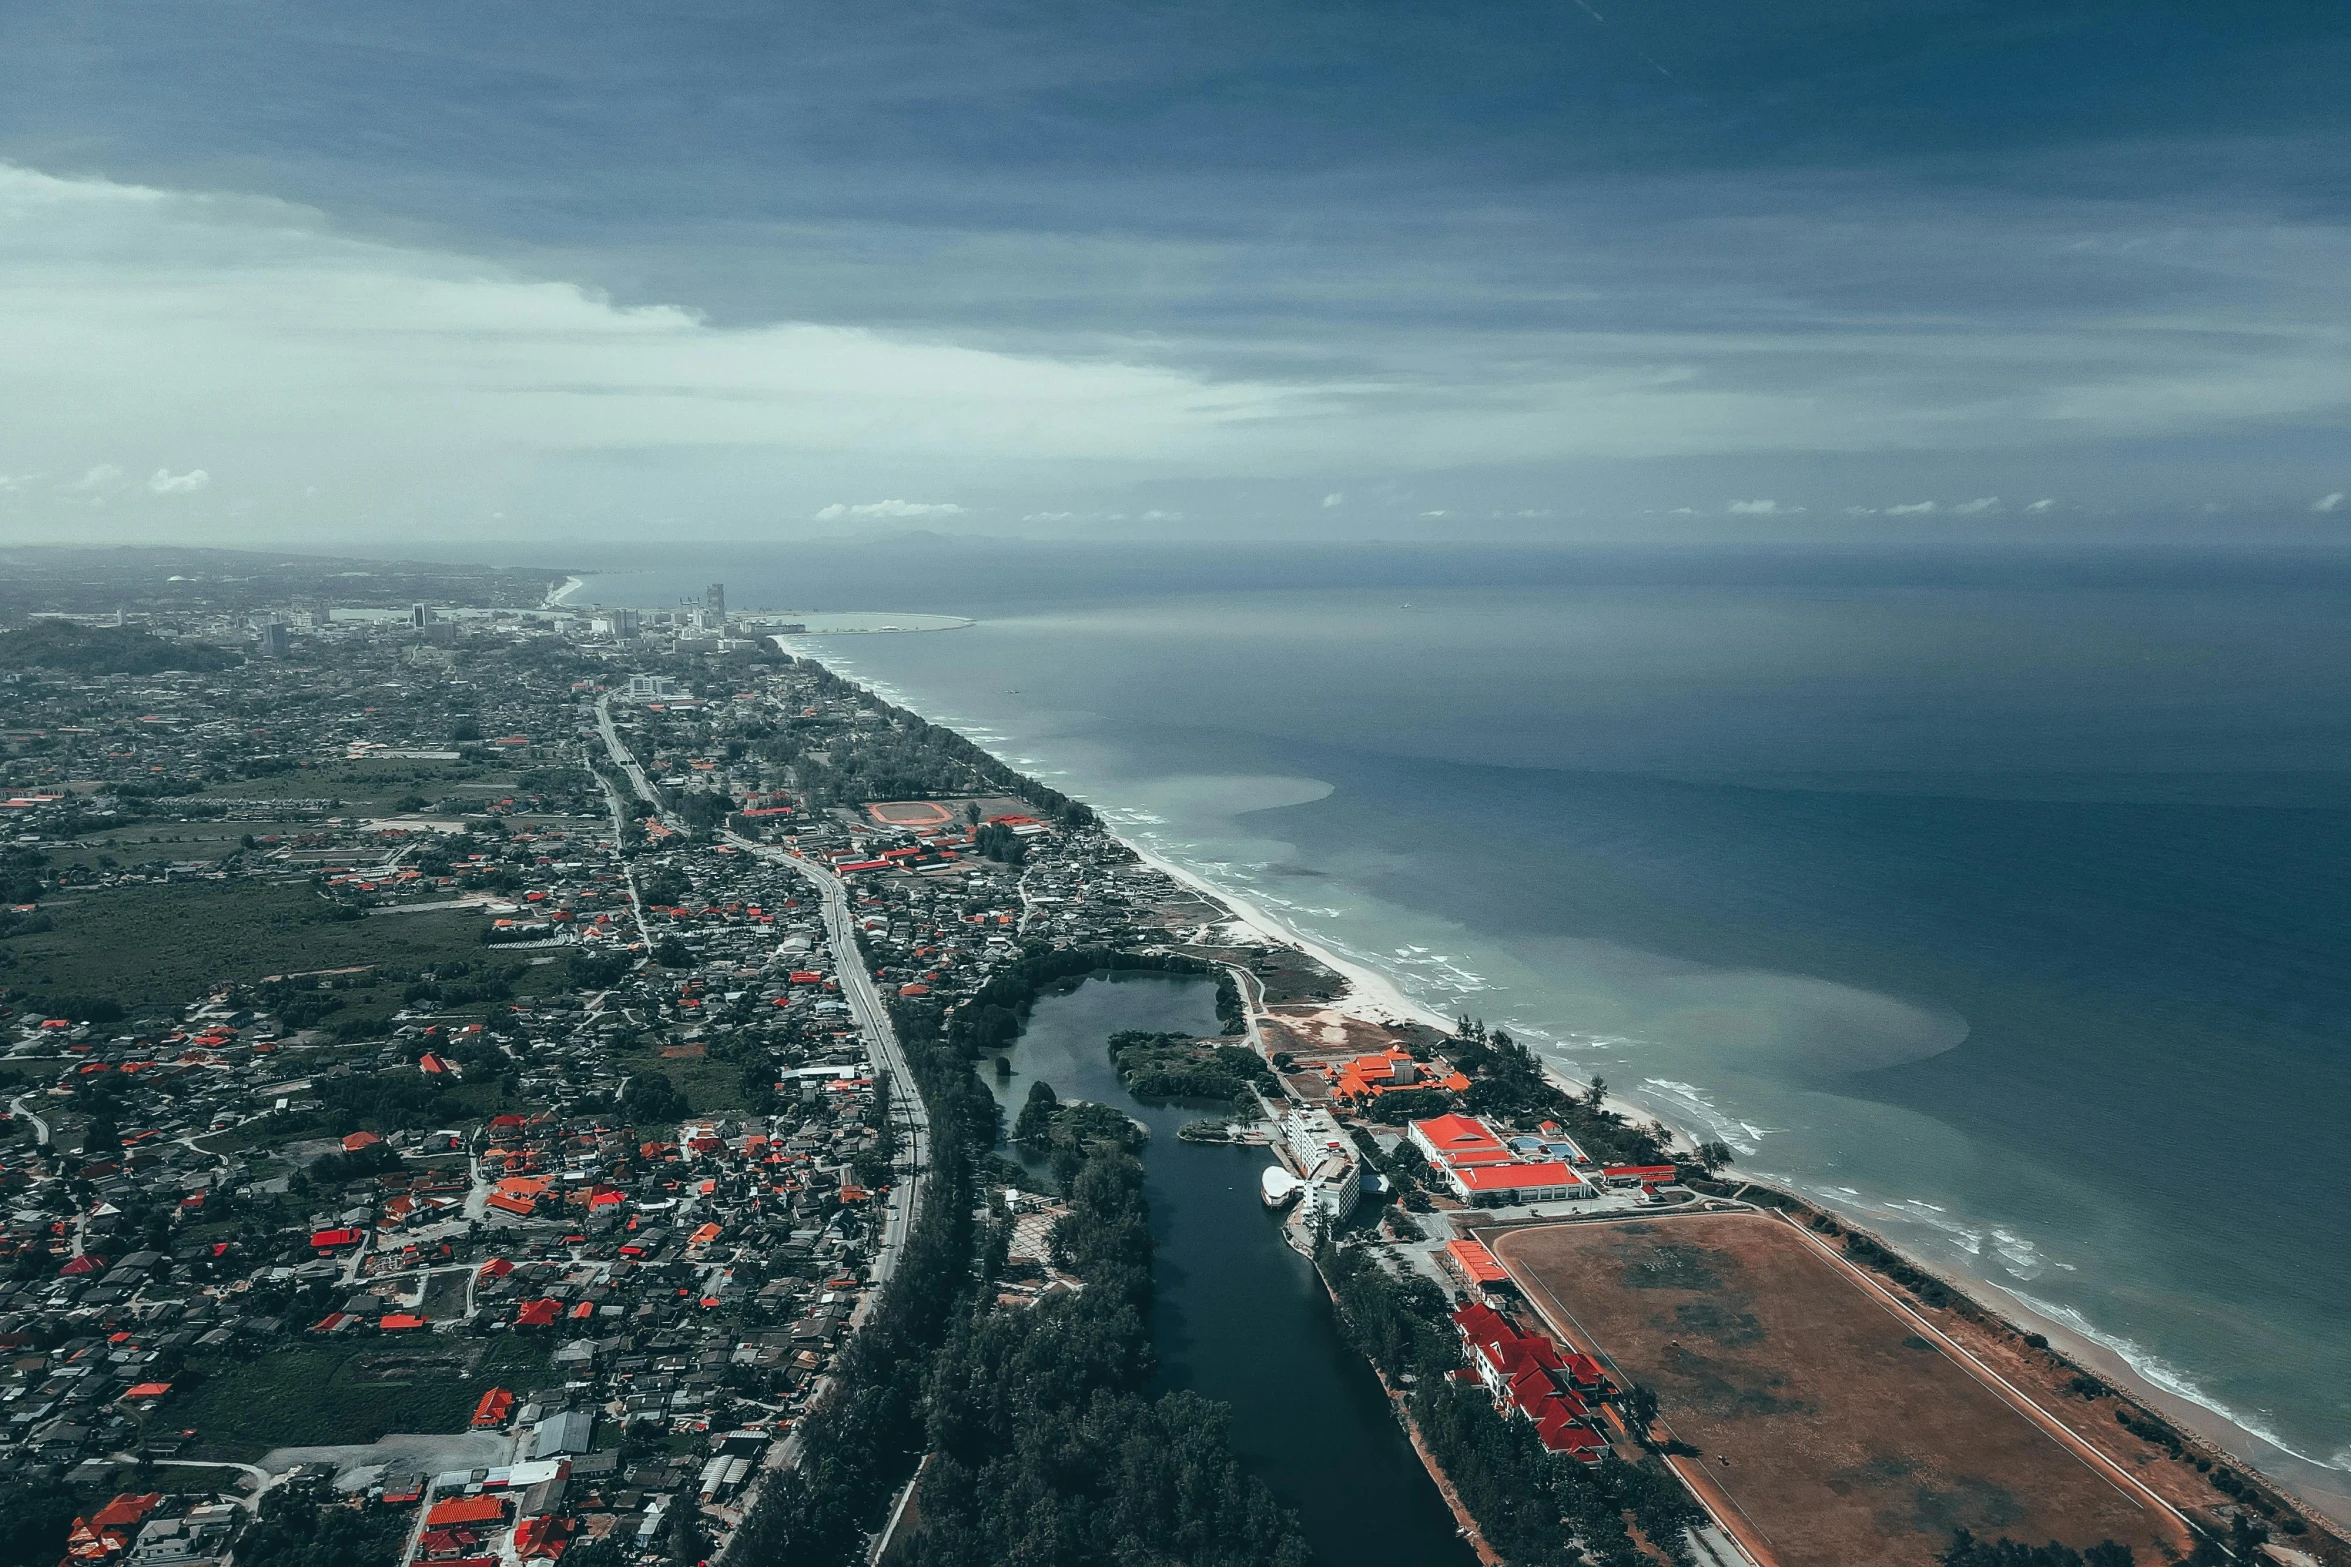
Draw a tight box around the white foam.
[2004,1290,2349,1472]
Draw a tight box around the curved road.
[9,1093,51,1147]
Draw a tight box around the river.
[982,971,1479,1567]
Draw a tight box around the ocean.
[564,540,2351,1512]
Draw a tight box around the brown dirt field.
[1491,1213,2173,1567]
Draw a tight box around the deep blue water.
[558,541,2351,1508]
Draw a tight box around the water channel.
[983,971,1479,1567]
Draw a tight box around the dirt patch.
[1490,1213,2174,1567]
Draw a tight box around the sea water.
[570,541,2351,1510]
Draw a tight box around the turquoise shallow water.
[571,543,2351,1505]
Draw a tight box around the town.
[1,555,2322,1567]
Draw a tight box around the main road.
[590,693,928,1289]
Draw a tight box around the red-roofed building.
[425,1494,509,1529]
[472,1387,515,1428]
[1441,1238,1511,1291]
[63,1493,162,1561]
[1452,1303,1608,1462]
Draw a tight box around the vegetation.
[230,1483,409,1567]
[0,619,240,674]
[1011,1083,1145,1187]
[0,1477,82,1567]
[1106,1029,1272,1102]
[0,881,492,1020]
[944,944,1220,1058]
[169,1337,548,1460]
[913,1101,1308,1567]
[1938,1531,2136,1567]
[1318,1240,1708,1567]
[1450,1021,1671,1166]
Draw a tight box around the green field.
[166,1336,551,1460]
[1,881,494,1016]
[186,760,526,813]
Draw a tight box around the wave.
[2004,1290,2349,1473]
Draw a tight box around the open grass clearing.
[1490,1213,2175,1567]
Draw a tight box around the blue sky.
[0,0,2345,545]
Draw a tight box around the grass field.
[188,760,524,812]
[2,881,493,1016]
[166,1335,549,1461]
[1489,1213,2173,1567]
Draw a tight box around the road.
[588,692,929,1291]
[8,1093,50,1147]
[725,832,929,1297]
[589,688,935,1559]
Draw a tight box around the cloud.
[1322,492,1344,508]
[1842,506,1878,516]
[1886,500,1938,515]
[1727,498,1801,515]
[2316,492,2346,513]
[1951,496,2002,515]
[813,499,966,521]
[2027,498,2055,512]
[1022,511,1077,523]
[1418,510,1450,518]
[65,464,125,493]
[148,468,210,494]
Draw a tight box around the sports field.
[1488,1213,2176,1567]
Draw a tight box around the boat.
[1260,1164,1303,1209]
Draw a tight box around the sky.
[0,0,2346,549]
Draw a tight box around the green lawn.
[167,1336,550,1461]
[1,881,492,1016]
[612,1041,753,1121]
[186,760,523,813]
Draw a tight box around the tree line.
[1317,1241,1706,1567]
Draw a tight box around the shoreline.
[779,639,2350,1538]
[1116,804,2351,1538]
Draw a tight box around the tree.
[661,1497,711,1567]
[80,1115,121,1157]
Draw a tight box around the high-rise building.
[410,603,431,629]
[704,583,726,627]
[257,621,289,657]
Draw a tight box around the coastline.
[778,636,2349,1538]
[1115,790,2351,1539]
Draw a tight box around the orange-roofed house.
[485,1176,551,1217]
[425,1494,509,1529]
[514,1516,574,1560]
[341,1130,384,1153]
[1441,1238,1511,1291]
[379,1312,430,1332]
[1334,1047,1470,1104]
[1407,1113,1514,1168]
[64,1493,162,1561]
[514,1298,561,1328]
